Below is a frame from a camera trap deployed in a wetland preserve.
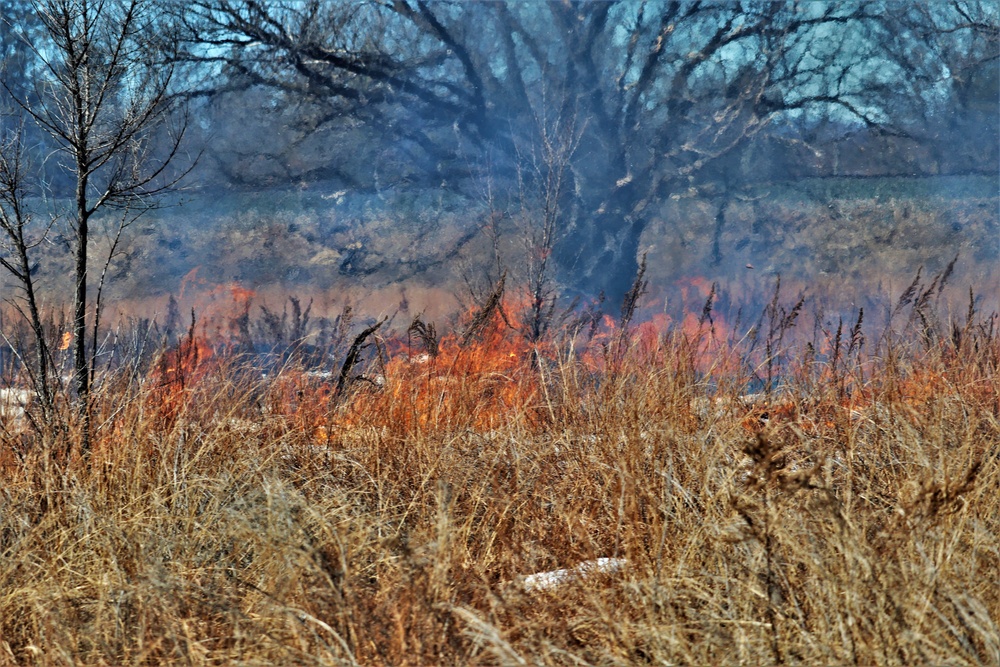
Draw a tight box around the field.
[0,263,997,665]
[4,175,995,315]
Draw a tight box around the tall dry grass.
[0,288,997,666]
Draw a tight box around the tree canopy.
[5,0,997,301]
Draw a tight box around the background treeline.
[1,0,997,304]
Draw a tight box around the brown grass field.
[0,273,998,665]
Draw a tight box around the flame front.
[125,278,998,454]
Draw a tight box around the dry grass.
[0,291,998,666]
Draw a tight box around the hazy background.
[2,0,997,322]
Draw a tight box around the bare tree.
[171,1,967,302]
[0,125,57,429]
[1,0,188,453]
[513,105,583,344]
[891,1,999,174]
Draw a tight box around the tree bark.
[556,209,645,308]
[74,168,90,454]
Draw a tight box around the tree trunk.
[556,210,645,309]
[10,229,56,426]
[21,254,55,426]
[74,175,90,455]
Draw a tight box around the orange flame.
[144,276,257,425]
[133,277,998,448]
[58,331,72,351]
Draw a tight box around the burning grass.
[0,281,998,665]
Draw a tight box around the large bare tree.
[173,1,995,302]
[1,0,188,452]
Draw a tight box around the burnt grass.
[0,271,998,665]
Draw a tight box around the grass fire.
[0,265,997,666]
[0,0,998,664]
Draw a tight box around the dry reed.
[0,289,997,666]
